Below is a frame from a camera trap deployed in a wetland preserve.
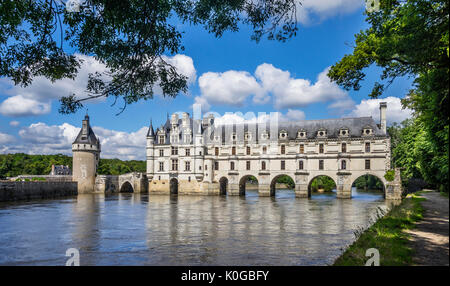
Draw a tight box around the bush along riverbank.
[333,194,425,266]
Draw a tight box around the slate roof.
[73,115,100,145]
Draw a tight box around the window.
[341,160,346,170]
[365,159,370,170]
[319,160,324,170]
[185,161,191,171]
[185,148,190,156]
[199,151,202,156]
[158,136,165,144]
[214,161,219,171]
[230,162,235,170]
[215,147,219,156]
[246,161,251,170]
[159,149,164,157]
[159,162,164,171]
[246,146,251,155]
[299,160,304,170]
[342,143,347,153]
[205,164,207,170]
[171,159,178,171]
[299,144,304,154]
[281,145,286,154]
[232,146,236,155]
[261,161,266,170]
[262,146,267,154]
[171,146,178,155]
[365,142,371,152]
[281,160,285,170]
[319,144,324,153]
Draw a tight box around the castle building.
[50,164,72,175]
[146,102,391,199]
[72,113,101,193]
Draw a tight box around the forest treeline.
[0,153,145,179]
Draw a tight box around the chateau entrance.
[219,177,228,195]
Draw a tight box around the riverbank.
[333,194,426,266]
[405,191,449,266]
[0,181,77,202]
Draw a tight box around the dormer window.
[214,135,220,142]
[261,131,269,140]
[339,128,349,137]
[231,133,237,141]
[317,129,327,138]
[297,130,307,139]
[244,132,252,141]
[362,126,373,136]
[279,130,288,139]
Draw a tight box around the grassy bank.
[333,194,425,266]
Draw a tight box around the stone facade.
[50,164,72,175]
[147,103,394,199]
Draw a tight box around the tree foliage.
[310,176,336,192]
[353,175,383,190]
[329,0,449,192]
[0,153,145,178]
[0,0,299,114]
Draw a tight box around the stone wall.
[0,181,77,202]
[8,175,73,182]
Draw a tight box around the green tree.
[1,0,299,114]
[328,0,448,192]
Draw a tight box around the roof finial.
[84,108,89,120]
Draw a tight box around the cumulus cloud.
[255,64,352,110]
[0,132,15,144]
[195,64,352,112]
[198,70,265,107]
[297,0,364,25]
[9,121,20,127]
[0,53,196,117]
[347,97,413,125]
[0,122,148,160]
[0,95,51,117]
[213,109,305,125]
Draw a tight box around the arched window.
[299,160,304,170]
[230,161,235,170]
[261,161,266,170]
[341,160,347,170]
[262,146,267,154]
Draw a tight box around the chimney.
[379,102,387,134]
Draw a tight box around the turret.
[146,119,155,177]
[379,102,387,134]
[72,113,100,193]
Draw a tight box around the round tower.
[72,113,101,193]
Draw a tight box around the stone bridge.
[94,172,148,194]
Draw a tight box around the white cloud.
[0,132,15,144]
[0,53,196,117]
[0,95,51,117]
[9,121,20,127]
[195,64,351,112]
[285,109,306,121]
[255,64,351,110]
[347,97,413,125]
[213,109,305,125]
[0,122,147,160]
[198,70,265,107]
[297,0,364,25]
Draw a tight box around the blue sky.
[0,1,414,160]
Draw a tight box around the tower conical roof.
[73,114,99,145]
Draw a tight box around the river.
[0,188,390,266]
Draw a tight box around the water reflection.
[0,188,389,265]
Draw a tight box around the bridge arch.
[307,175,337,197]
[120,181,134,193]
[219,177,228,195]
[270,174,295,197]
[351,173,386,196]
[170,178,178,195]
[238,174,258,196]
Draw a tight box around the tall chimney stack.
[379,102,387,134]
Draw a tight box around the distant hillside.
[0,153,145,179]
